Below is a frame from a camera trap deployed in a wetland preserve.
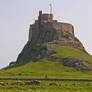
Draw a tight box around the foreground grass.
[0,81,92,92]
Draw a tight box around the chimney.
[39,10,42,16]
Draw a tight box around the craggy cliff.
[16,11,86,63]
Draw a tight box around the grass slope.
[54,46,92,61]
[0,46,92,79]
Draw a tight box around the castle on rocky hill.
[29,11,74,42]
[16,11,86,63]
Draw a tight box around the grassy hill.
[0,46,92,79]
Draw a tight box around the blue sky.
[0,0,91,68]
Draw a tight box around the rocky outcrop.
[61,58,89,70]
[0,80,44,86]
[16,11,86,63]
[9,61,16,66]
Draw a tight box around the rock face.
[16,11,86,63]
[62,58,88,70]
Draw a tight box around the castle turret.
[38,11,53,23]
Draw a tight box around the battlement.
[38,11,53,23]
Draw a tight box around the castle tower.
[38,10,53,23]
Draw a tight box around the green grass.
[0,80,92,92]
[54,46,92,61]
[1,46,92,91]
[0,46,92,79]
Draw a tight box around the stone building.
[29,11,74,43]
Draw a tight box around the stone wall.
[29,21,74,43]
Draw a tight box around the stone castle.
[16,11,86,63]
[29,11,74,43]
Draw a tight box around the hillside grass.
[0,46,92,79]
[54,46,92,61]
